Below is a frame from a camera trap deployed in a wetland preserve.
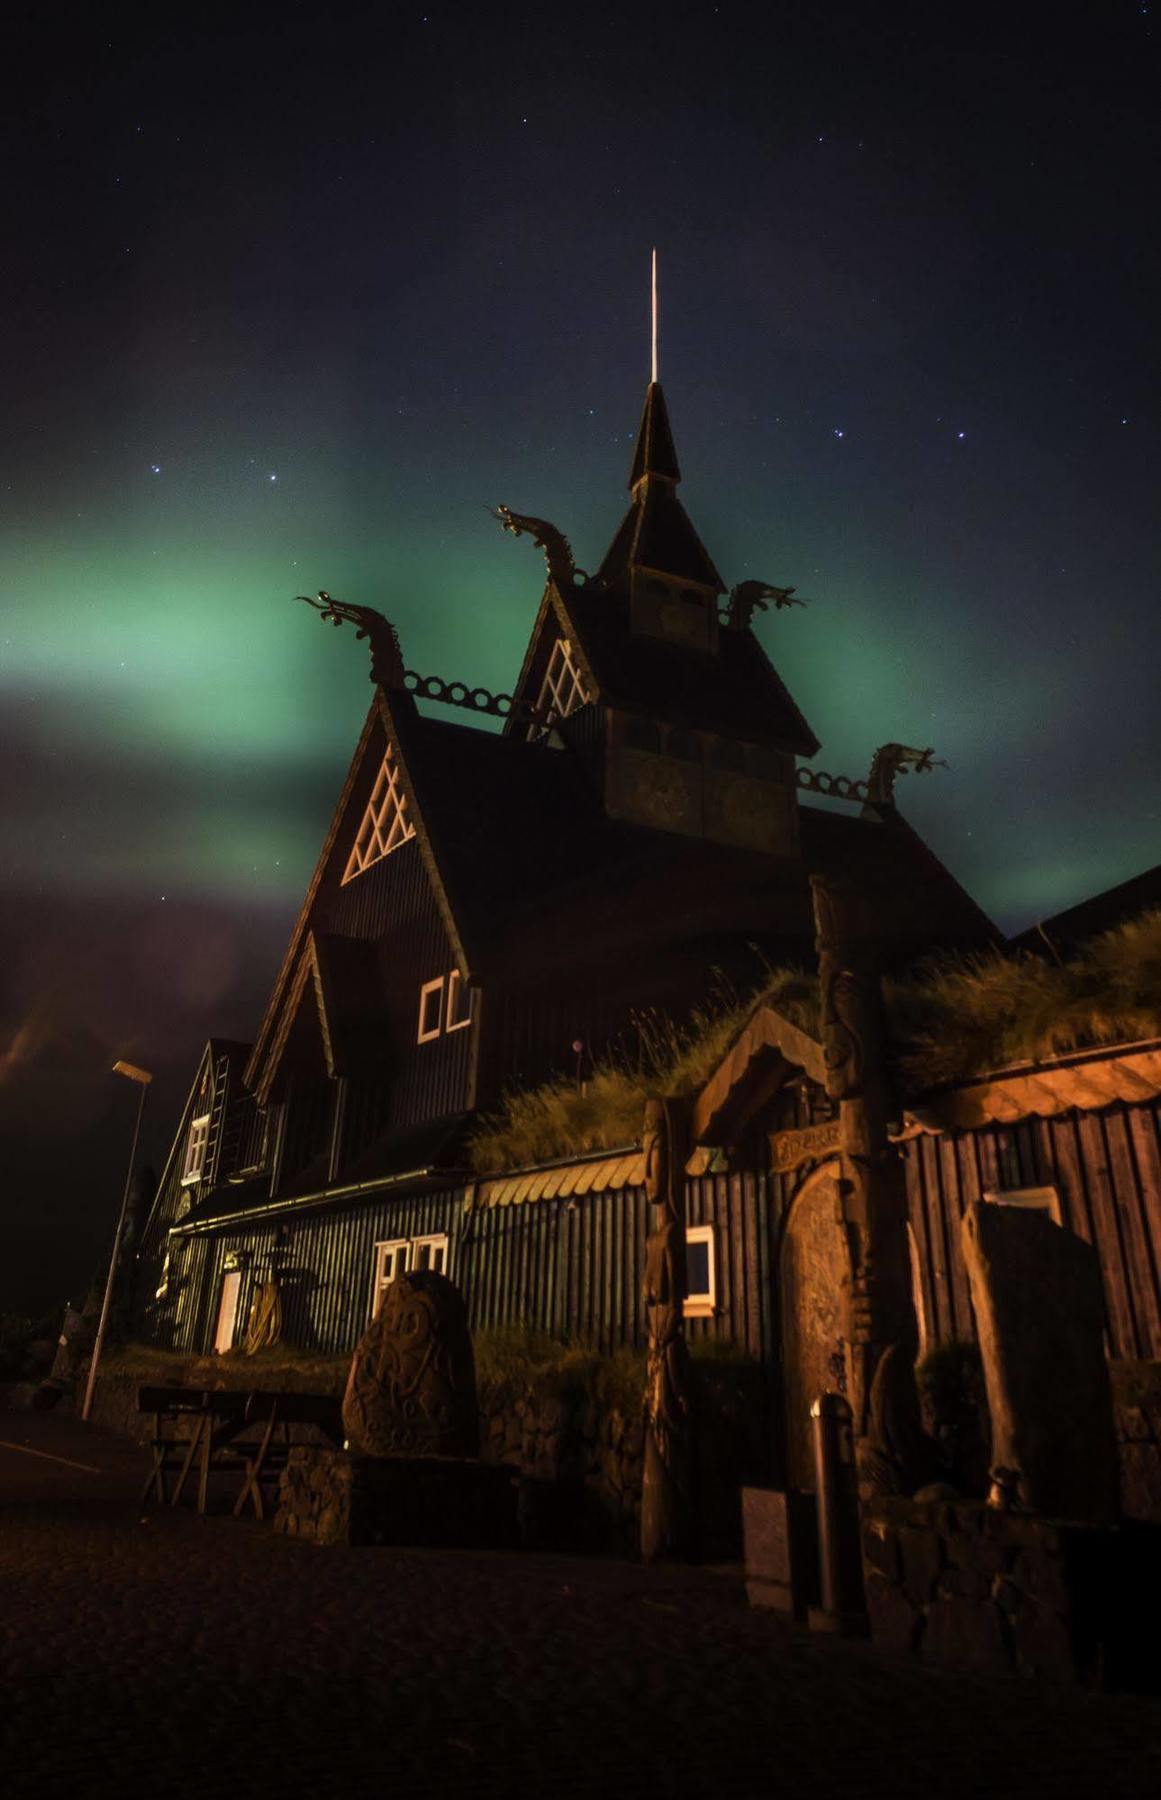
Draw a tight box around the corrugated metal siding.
[168,1187,468,1356]
[463,1181,650,1352]
[155,1093,1161,1371]
[903,1100,1161,1360]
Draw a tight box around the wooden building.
[140,374,1109,1402]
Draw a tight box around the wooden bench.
[138,1385,342,1518]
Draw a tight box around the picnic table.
[138,1385,343,1519]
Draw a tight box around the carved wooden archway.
[778,1159,851,1492]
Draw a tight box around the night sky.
[2,3,1158,1311]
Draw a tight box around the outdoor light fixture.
[81,1059,153,1421]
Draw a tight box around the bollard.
[808,1392,867,1634]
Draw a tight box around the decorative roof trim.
[693,1002,827,1145]
[246,691,476,1093]
[245,704,379,1091]
[466,1140,717,1210]
[905,1039,1161,1132]
[250,933,337,1109]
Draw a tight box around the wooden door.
[778,1165,850,1491]
[213,1270,242,1354]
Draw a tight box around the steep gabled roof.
[799,805,1000,960]
[1010,863,1161,952]
[558,582,819,753]
[596,482,725,594]
[245,687,475,1091]
[601,380,723,592]
[250,930,390,1106]
[139,1038,250,1245]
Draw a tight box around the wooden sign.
[769,1119,841,1174]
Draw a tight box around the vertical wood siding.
[318,840,473,1132]
[902,1100,1161,1360]
[158,1097,1161,1369]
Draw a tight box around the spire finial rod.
[650,247,658,385]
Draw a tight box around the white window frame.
[684,1224,716,1318]
[213,1269,242,1354]
[983,1185,1063,1226]
[531,637,589,739]
[370,1239,410,1317]
[410,1233,449,1276]
[342,743,416,884]
[181,1113,211,1186]
[417,976,445,1043]
[445,969,473,1032]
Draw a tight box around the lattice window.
[342,743,415,883]
[532,637,589,738]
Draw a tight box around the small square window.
[417,976,444,1044]
[446,969,473,1032]
[412,1234,448,1275]
[684,1225,716,1318]
[181,1114,211,1186]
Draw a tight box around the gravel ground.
[1,1409,1159,1800]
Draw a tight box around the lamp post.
[81,1059,152,1423]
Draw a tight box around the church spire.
[595,253,724,606]
[628,381,682,490]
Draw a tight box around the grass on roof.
[468,967,817,1175]
[468,910,1161,1175]
[888,906,1161,1087]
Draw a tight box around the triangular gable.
[245,688,475,1094]
[504,582,605,739]
[692,1001,827,1147]
[139,1039,249,1246]
[341,739,415,880]
[252,933,336,1107]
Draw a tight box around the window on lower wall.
[411,1234,448,1275]
[369,1234,450,1317]
[371,1239,410,1317]
[684,1225,716,1318]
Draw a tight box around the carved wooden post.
[640,1095,695,1562]
[809,876,917,1480]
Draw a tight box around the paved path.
[1,1409,1158,1800]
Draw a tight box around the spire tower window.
[342,743,415,883]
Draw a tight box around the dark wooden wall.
[905,1099,1161,1361]
[320,841,472,1133]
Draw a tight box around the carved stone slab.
[342,1270,479,1460]
[960,1202,1119,1522]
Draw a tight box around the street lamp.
[81,1059,152,1423]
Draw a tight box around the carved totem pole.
[640,1095,695,1562]
[809,876,922,1497]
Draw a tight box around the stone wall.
[275,1448,520,1549]
[862,1494,1159,1691]
[476,1359,768,1556]
[1112,1364,1161,1525]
